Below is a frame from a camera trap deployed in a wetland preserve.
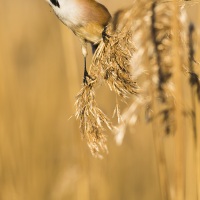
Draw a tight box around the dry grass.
[0,0,200,200]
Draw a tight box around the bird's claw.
[83,70,94,85]
[102,26,110,44]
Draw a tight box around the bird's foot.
[83,69,94,85]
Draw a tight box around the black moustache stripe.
[50,0,60,8]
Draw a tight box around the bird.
[46,0,111,84]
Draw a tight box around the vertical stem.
[197,87,200,200]
[196,6,200,200]
[152,122,169,200]
[188,24,197,142]
[150,2,169,199]
[172,1,185,200]
[188,23,199,200]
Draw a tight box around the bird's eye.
[50,0,60,8]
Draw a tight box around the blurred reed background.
[0,0,199,200]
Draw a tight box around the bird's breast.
[73,23,104,44]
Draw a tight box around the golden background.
[0,1,199,200]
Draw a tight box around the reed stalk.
[150,75,169,200]
[196,9,200,200]
[149,2,170,199]
[172,1,185,200]
[188,22,199,200]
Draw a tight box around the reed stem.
[172,1,185,200]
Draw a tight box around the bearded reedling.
[47,0,111,84]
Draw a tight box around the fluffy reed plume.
[75,85,111,157]
[76,0,199,157]
[112,2,184,199]
[75,6,139,156]
[114,0,187,144]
